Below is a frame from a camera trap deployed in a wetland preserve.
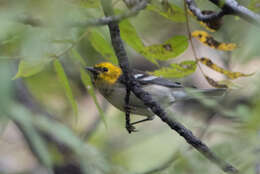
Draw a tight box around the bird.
[86,62,225,131]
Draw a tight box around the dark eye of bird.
[103,67,108,72]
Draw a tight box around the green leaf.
[140,35,188,61]
[53,59,78,119]
[0,117,9,137]
[80,68,107,128]
[147,2,185,23]
[33,112,108,174]
[69,48,107,127]
[88,30,118,65]
[249,0,260,12]
[152,60,197,78]
[70,48,87,66]
[8,104,107,174]
[120,19,159,64]
[13,59,51,79]
[80,0,100,8]
[120,20,188,64]
[119,19,145,52]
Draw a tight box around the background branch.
[14,78,83,174]
[73,0,150,28]
[186,0,225,21]
[208,0,260,25]
[186,0,260,26]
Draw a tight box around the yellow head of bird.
[86,62,122,85]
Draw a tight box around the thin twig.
[184,2,207,78]
[74,0,150,28]
[14,76,82,174]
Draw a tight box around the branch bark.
[73,0,150,28]
[209,0,260,25]
[186,0,225,22]
[187,0,260,26]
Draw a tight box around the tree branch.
[186,0,260,26]
[73,0,150,28]
[186,0,225,22]
[100,0,238,173]
[209,0,260,25]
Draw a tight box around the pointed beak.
[85,66,98,74]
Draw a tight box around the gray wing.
[133,70,183,88]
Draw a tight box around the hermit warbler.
[86,62,225,127]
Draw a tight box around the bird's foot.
[126,124,138,134]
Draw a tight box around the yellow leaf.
[218,80,240,89]
[192,30,236,51]
[188,10,222,32]
[204,75,228,88]
[199,57,254,79]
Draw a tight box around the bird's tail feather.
[173,88,226,101]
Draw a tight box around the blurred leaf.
[80,68,107,127]
[0,62,14,108]
[20,27,66,60]
[246,99,260,131]
[52,39,75,44]
[248,0,260,12]
[119,19,145,52]
[185,88,237,117]
[120,19,158,64]
[33,112,109,174]
[70,48,87,66]
[79,0,100,8]
[235,104,252,121]
[53,59,78,119]
[120,19,188,64]
[0,22,26,56]
[0,117,9,137]
[9,106,53,172]
[217,80,240,89]
[152,60,197,78]
[188,10,222,32]
[192,30,236,51]
[0,62,13,137]
[35,113,84,152]
[9,105,107,174]
[69,48,107,127]
[199,57,254,79]
[147,1,185,23]
[13,59,51,79]
[140,35,188,61]
[204,75,228,88]
[88,30,118,65]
